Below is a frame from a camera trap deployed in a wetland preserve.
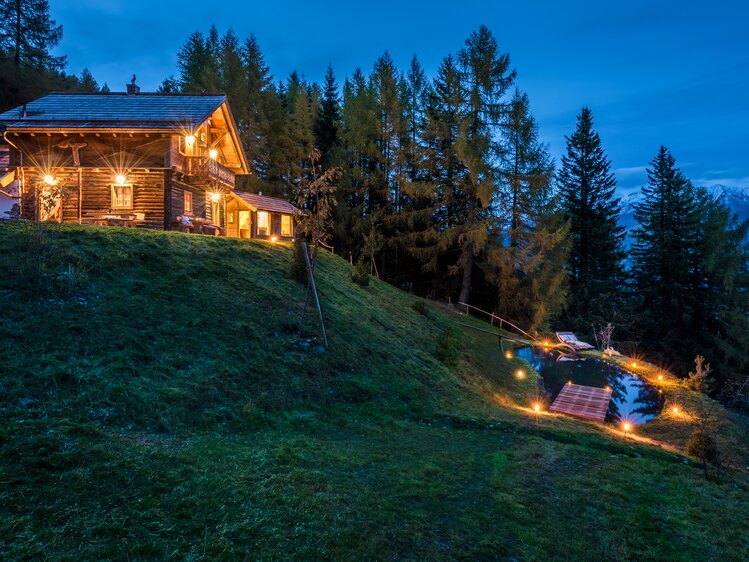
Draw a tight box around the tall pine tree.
[558,107,625,331]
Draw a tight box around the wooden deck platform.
[549,383,612,423]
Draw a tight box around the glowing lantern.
[515,369,525,379]
[115,174,127,185]
[270,235,278,243]
[672,406,680,414]
[623,422,632,433]
[210,192,221,203]
[533,403,541,413]
[43,174,55,185]
[631,362,638,368]
[209,148,218,160]
[505,351,513,360]
[185,134,195,148]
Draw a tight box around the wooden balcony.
[184,156,235,189]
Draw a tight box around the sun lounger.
[556,332,595,351]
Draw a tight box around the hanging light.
[210,192,221,203]
[43,174,55,185]
[209,148,218,160]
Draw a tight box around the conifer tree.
[0,0,64,71]
[452,26,515,304]
[314,65,340,167]
[78,68,99,92]
[558,107,625,330]
[487,89,569,329]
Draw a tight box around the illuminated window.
[184,190,193,214]
[281,214,292,237]
[111,184,133,209]
[228,212,234,224]
[257,211,269,236]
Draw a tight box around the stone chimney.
[126,74,140,95]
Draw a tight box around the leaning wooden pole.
[300,241,328,348]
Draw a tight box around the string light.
[505,351,513,360]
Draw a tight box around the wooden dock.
[550,383,612,423]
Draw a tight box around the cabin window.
[111,184,133,209]
[228,212,234,224]
[257,211,269,236]
[281,214,292,237]
[184,190,193,214]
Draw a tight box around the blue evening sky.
[52,0,748,194]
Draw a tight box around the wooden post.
[77,168,82,224]
[299,241,327,348]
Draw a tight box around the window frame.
[111,183,134,210]
[256,210,269,236]
[183,190,193,215]
[281,214,292,237]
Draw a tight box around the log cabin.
[0,83,250,233]
[226,191,298,241]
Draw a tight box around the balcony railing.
[184,157,235,189]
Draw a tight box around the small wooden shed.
[226,191,299,241]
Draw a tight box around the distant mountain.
[619,184,749,249]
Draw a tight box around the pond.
[516,346,664,425]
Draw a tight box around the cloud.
[614,166,648,176]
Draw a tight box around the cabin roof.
[0,93,227,131]
[232,191,299,215]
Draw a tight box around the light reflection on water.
[516,347,664,425]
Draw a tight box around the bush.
[290,238,308,282]
[436,326,459,367]
[686,429,720,465]
[411,299,428,316]
[351,260,369,286]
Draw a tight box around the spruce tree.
[558,107,625,330]
[314,65,340,167]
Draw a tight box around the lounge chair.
[556,332,595,351]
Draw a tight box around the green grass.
[1,222,748,560]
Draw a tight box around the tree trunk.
[14,0,22,67]
[458,240,474,304]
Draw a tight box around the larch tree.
[0,0,64,71]
[452,25,515,304]
[487,89,569,330]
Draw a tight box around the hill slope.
[0,223,747,560]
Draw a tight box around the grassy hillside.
[0,222,747,560]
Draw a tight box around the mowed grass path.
[0,222,747,560]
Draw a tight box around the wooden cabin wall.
[19,168,166,229]
[226,199,239,238]
[169,178,207,222]
[8,133,170,170]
